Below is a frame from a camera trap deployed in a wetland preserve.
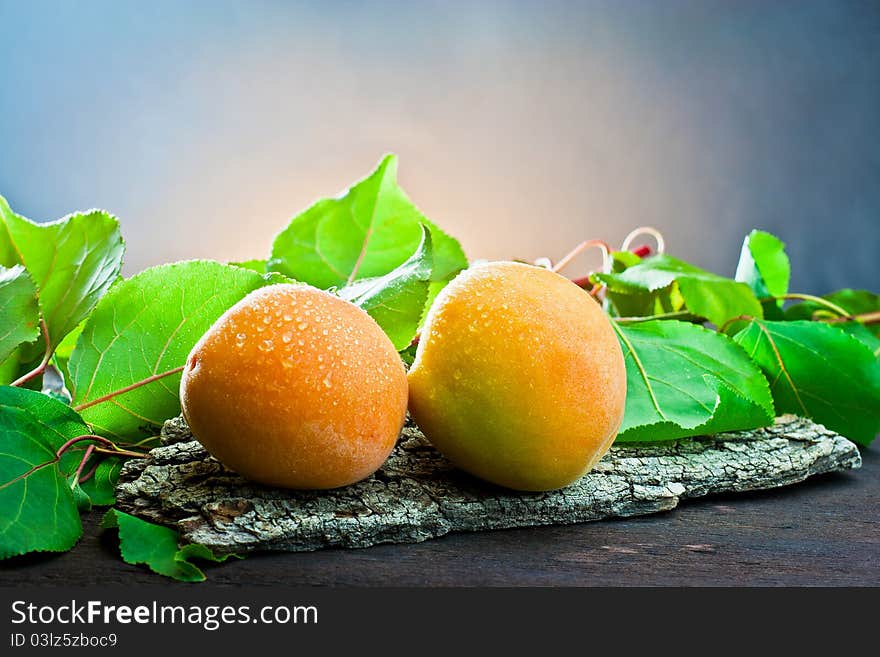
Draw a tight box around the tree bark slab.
[115,415,861,555]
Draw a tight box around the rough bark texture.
[115,415,861,555]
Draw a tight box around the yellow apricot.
[180,284,407,489]
[407,262,626,491]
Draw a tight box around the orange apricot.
[180,284,407,489]
[407,261,626,491]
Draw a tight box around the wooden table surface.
[3,442,878,587]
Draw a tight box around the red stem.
[70,444,95,487]
[77,459,102,485]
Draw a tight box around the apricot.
[180,284,408,489]
[407,262,626,491]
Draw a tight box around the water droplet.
[298,322,308,330]
[323,374,332,388]
[258,339,274,352]
[317,355,323,363]
[262,315,272,325]
[322,329,329,336]
[281,333,292,344]
[283,314,293,321]
[453,370,462,380]
[298,339,305,346]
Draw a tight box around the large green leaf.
[595,255,762,329]
[102,509,237,582]
[337,226,433,350]
[0,265,40,362]
[0,195,124,349]
[268,154,466,289]
[0,386,88,558]
[735,230,790,300]
[69,260,269,439]
[613,320,775,442]
[734,320,880,445]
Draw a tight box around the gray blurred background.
[1,0,877,292]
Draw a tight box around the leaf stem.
[10,318,52,387]
[55,434,116,457]
[94,446,148,459]
[717,314,756,334]
[825,310,880,326]
[614,310,697,323]
[73,365,185,412]
[77,459,102,484]
[552,240,611,275]
[766,293,852,319]
[621,226,666,255]
[69,444,95,489]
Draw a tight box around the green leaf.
[733,320,880,445]
[337,226,433,350]
[612,320,775,442]
[0,350,21,385]
[837,322,880,359]
[0,195,125,349]
[0,386,88,558]
[79,457,122,506]
[785,289,880,336]
[0,265,40,362]
[69,260,270,439]
[735,230,790,301]
[595,255,762,329]
[229,259,267,273]
[102,509,238,582]
[268,154,466,289]
[52,319,86,386]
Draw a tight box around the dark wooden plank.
[3,442,876,587]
